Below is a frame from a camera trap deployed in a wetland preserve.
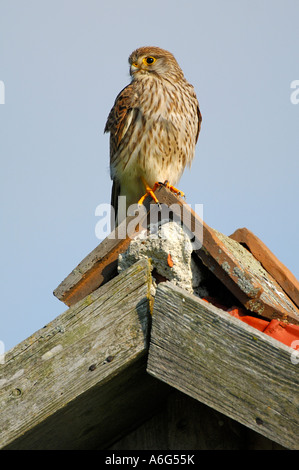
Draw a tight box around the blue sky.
[1,0,299,351]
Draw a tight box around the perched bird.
[104,46,202,227]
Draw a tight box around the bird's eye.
[143,56,156,65]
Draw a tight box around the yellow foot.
[138,181,160,206]
[137,178,185,206]
[163,180,185,198]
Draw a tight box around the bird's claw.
[161,180,185,198]
[138,182,160,206]
[138,179,185,208]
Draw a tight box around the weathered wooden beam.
[196,227,299,324]
[53,194,160,306]
[53,186,195,307]
[154,188,299,324]
[53,213,148,307]
[147,282,299,450]
[53,185,299,324]
[0,259,170,450]
[230,227,299,309]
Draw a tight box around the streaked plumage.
[105,46,202,226]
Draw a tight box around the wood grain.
[0,259,169,450]
[147,281,299,449]
[230,227,299,309]
[53,198,154,306]
[54,185,299,324]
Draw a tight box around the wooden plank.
[53,216,146,306]
[230,227,299,309]
[0,259,169,450]
[53,195,156,306]
[154,187,299,324]
[197,227,299,324]
[53,185,299,324]
[152,188,299,324]
[147,282,299,449]
[53,185,195,307]
[53,186,193,307]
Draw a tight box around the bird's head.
[128,46,184,82]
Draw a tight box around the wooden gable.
[1,186,298,450]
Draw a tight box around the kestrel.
[105,46,202,226]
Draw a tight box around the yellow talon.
[163,180,185,198]
[137,178,185,207]
[138,179,160,205]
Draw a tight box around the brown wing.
[105,83,139,224]
[104,83,139,168]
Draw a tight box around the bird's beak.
[130,62,139,75]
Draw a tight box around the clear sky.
[1,0,299,351]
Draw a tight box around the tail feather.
[110,179,120,231]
